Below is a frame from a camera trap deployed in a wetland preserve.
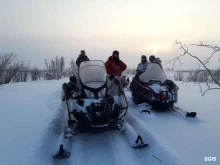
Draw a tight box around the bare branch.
[191,42,220,64]
[169,41,220,87]
[167,41,220,96]
[202,88,220,96]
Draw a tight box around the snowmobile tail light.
[84,89,95,99]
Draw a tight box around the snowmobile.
[130,63,196,117]
[121,75,130,88]
[54,60,147,159]
[130,63,178,110]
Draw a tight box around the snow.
[0,77,219,165]
[150,83,166,93]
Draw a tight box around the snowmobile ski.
[53,145,71,159]
[132,143,148,149]
[172,107,197,118]
[132,135,148,149]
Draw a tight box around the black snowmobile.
[54,60,147,159]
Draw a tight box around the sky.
[0,0,220,69]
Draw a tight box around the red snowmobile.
[130,63,196,118]
[130,63,179,110]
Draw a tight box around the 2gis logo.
[204,157,217,161]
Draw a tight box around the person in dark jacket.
[153,57,163,69]
[76,50,90,68]
[149,55,156,63]
[105,50,127,77]
[61,76,80,101]
[149,55,162,69]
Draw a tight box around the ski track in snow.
[17,107,66,165]
[20,84,187,165]
[52,91,190,165]
[2,79,218,165]
[70,133,116,165]
[126,114,189,165]
[125,88,219,165]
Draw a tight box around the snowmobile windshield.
[79,60,107,88]
[139,63,166,84]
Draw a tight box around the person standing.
[105,50,127,95]
[105,50,127,77]
[76,50,90,68]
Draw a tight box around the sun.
[148,44,168,54]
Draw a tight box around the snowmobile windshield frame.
[79,60,107,89]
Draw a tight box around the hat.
[112,50,119,56]
[154,58,162,64]
[141,55,146,58]
[149,55,156,62]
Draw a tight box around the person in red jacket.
[105,50,127,96]
[105,50,127,77]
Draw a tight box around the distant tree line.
[0,53,76,85]
[174,69,220,84]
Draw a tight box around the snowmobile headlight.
[84,89,95,99]
[98,88,106,98]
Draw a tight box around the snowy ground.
[0,78,219,165]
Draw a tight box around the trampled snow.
[0,78,219,165]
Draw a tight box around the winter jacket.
[136,61,150,73]
[153,58,163,69]
[76,55,90,67]
[105,56,127,76]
